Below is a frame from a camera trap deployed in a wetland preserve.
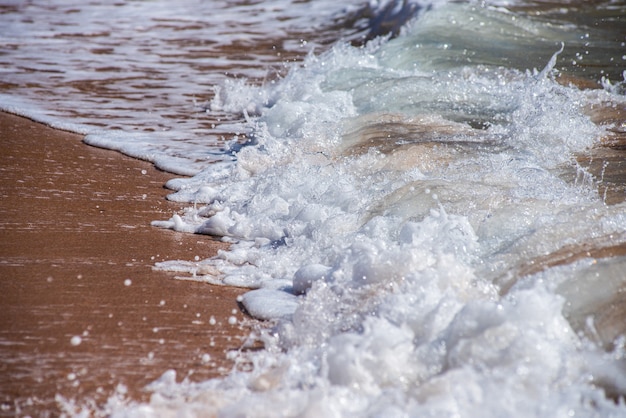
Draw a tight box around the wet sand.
[0,112,247,416]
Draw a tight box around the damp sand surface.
[0,112,247,415]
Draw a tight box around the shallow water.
[0,0,369,174]
[2,0,626,416]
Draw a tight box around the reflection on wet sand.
[0,112,248,415]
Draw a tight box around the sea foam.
[142,3,626,416]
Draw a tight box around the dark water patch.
[333,0,424,46]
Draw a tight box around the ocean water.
[0,0,370,174]
[2,0,626,417]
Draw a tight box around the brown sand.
[0,112,248,415]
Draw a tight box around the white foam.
[240,289,300,320]
[141,2,626,416]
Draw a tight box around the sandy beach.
[0,112,248,415]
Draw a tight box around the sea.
[1,0,626,416]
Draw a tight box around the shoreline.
[0,112,247,415]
